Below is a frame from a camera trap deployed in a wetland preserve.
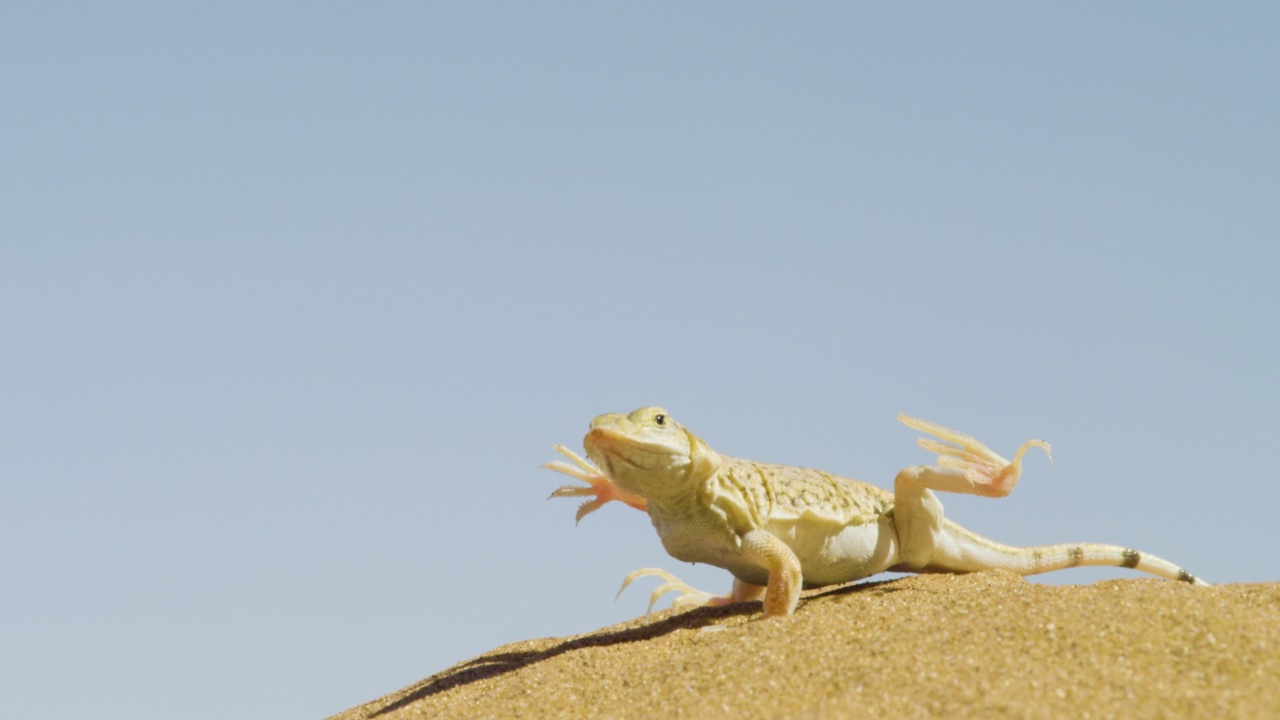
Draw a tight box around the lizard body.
[545,407,1205,618]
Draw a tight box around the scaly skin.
[545,407,1206,618]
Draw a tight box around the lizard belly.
[647,502,900,589]
[768,514,900,588]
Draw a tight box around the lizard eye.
[654,413,667,426]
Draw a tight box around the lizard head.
[582,406,720,498]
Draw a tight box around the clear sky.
[3,4,1277,719]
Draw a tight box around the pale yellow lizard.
[545,407,1205,618]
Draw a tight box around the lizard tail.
[934,522,1208,586]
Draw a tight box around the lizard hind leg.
[897,414,1051,498]
[891,416,1207,586]
[891,415,1052,570]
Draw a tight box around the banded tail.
[937,522,1207,585]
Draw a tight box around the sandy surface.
[329,572,1279,719]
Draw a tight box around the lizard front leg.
[618,568,765,621]
[544,445,647,522]
[740,529,804,617]
[891,414,1050,570]
[615,530,799,619]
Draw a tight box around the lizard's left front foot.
[544,445,647,522]
[898,414,1052,497]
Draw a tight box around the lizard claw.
[544,445,647,522]
[898,414,1052,498]
[617,567,730,622]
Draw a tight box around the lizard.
[544,407,1206,618]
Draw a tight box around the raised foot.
[898,414,1052,497]
[543,444,647,522]
[616,567,733,621]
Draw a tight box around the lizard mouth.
[585,427,664,473]
[585,426,628,451]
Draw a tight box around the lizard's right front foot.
[544,445,647,522]
[617,567,732,621]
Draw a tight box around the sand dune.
[330,572,1279,719]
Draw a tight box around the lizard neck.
[644,480,741,566]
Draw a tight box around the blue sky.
[3,4,1277,719]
